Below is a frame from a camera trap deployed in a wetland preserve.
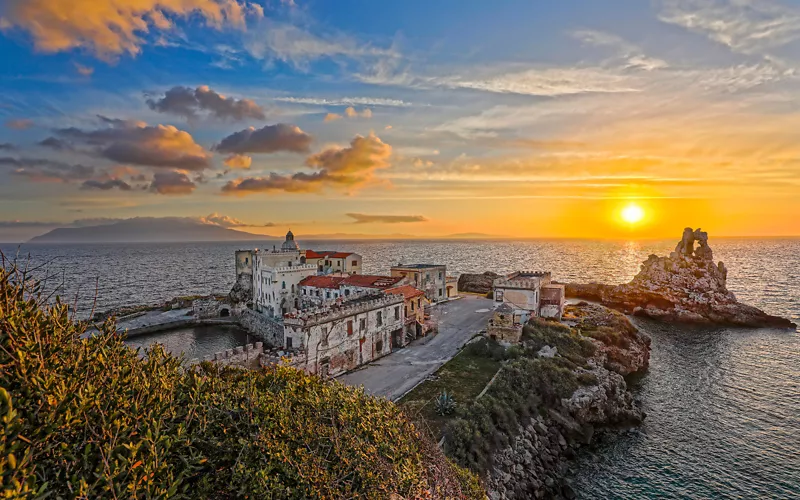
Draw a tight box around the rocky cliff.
[566,228,795,329]
[484,303,650,499]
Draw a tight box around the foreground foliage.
[0,267,482,499]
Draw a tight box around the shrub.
[523,319,595,366]
[435,391,457,416]
[0,266,482,499]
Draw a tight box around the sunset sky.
[1,0,799,241]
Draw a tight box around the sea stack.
[567,228,796,329]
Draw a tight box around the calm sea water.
[2,238,798,499]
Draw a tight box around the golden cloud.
[222,132,392,194]
[0,0,250,60]
[223,154,252,169]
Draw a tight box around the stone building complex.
[233,232,437,378]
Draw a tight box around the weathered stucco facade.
[303,250,363,275]
[385,284,427,346]
[493,271,552,312]
[283,293,405,378]
[486,303,524,345]
[390,264,448,303]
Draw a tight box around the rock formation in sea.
[483,303,650,499]
[458,271,500,295]
[566,228,796,329]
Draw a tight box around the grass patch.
[400,337,504,439]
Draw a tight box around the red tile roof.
[298,275,345,289]
[384,285,426,300]
[341,275,404,289]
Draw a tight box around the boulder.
[458,271,500,295]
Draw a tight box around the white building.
[304,250,363,275]
[493,271,565,320]
[493,271,551,313]
[241,231,317,318]
[390,264,448,303]
[283,293,405,378]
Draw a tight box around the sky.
[1,0,799,241]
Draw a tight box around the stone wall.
[196,342,264,370]
[239,308,284,347]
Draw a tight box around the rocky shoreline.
[480,303,650,499]
[566,228,795,329]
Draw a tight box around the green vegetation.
[0,267,482,499]
[400,337,506,438]
[432,320,595,475]
[435,391,457,416]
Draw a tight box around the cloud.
[55,116,212,170]
[0,0,251,60]
[304,132,392,176]
[0,143,14,151]
[149,170,196,195]
[435,66,641,97]
[198,212,245,227]
[244,20,397,68]
[146,85,266,121]
[5,119,33,130]
[223,132,392,194]
[0,156,96,182]
[74,63,94,76]
[324,106,371,122]
[658,0,800,55]
[81,178,133,191]
[571,29,669,71]
[0,220,60,228]
[38,137,71,150]
[215,123,312,154]
[274,96,412,107]
[223,153,252,169]
[346,213,428,224]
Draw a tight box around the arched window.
[291,284,295,293]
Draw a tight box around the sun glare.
[621,203,645,224]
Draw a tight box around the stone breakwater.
[566,228,795,329]
[486,303,650,499]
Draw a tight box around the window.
[316,290,320,297]
[326,291,331,299]
[394,306,400,320]
[321,327,328,346]
[282,281,286,289]
[410,301,415,312]
[439,272,443,279]
[338,260,341,266]
[359,318,366,331]
[347,320,353,336]
[377,311,383,326]
[375,340,383,354]
[352,260,357,267]
[286,337,293,349]
[345,289,350,296]
[417,298,421,308]
[245,257,249,265]
[291,284,295,293]
[438,289,442,297]
[303,289,306,295]
[288,261,292,267]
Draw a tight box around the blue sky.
[1,0,800,241]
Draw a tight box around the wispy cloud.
[346,213,428,224]
[571,29,669,70]
[659,0,800,56]
[274,96,413,107]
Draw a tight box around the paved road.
[338,295,496,401]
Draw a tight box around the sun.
[621,203,645,224]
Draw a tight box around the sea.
[1,238,798,499]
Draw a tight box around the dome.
[281,230,299,251]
